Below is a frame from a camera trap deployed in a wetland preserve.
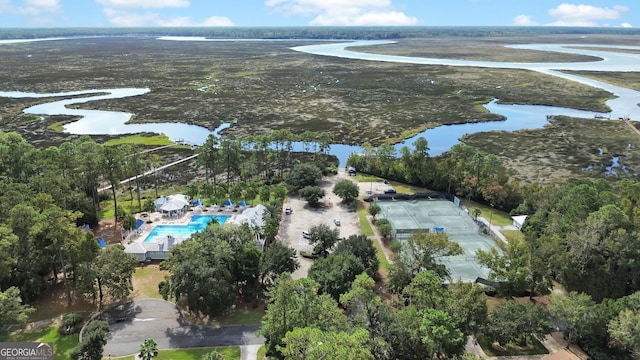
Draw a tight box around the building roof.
[512,215,528,227]
[232,204,267,228]
[124,242,147,255]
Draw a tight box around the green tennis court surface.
[376,199,500,283]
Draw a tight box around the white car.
[334,219,341,226]
[302,231,310,239]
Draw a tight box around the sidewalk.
[476,216,518,243]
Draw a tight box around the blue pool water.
[144,215,230,243]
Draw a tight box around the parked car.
[384,188,397,194]
[302,231,310,239]
[285,205,292,215]
[334,219,341,226]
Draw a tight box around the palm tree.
[138,338,158,360]
[472,208,482,220]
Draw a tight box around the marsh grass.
[568,70,640,91]
[0,37,612,147]
[463,116,640,183]
[104,134,172,146]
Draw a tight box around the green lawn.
[155,346,240,360]
[104,134,173,147]
[461,200,513,227]
[501,229,523,243]
[114,346,240,360]
[357,201,375,237]
[357,201,389,275]
[477,335,549,357]
[217,305,264,326]
[1,326,79,359]
[354,174,382,182]
[257,345,267,359]
[132,266,168,299]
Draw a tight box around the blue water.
[143,214,230,243]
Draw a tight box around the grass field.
[0,326,79,359]
[460,200,513,227]
[357,200,389,275]
[477,334,549,357]
[114,346,240,360]
[132,266,168,299]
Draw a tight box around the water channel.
[1,38,640,166]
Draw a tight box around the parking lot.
[279,169,362,279]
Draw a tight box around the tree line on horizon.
[2,26,639,41]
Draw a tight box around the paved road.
[99,299,264,358]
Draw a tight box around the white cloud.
[512,15,539,26]
[310,11,417,26]
[0,0,60,15]
[200,16,234,26]
[547,3,629,26]
[96,0,189,9]
[265,0,419,26]
[156,15,234,26]
[621,22,632,28]
[103,7,234,27]
[97,0,233,27]
[103,8,159,26]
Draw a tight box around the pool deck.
[124,207,238,245]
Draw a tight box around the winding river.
[2,37,640,165]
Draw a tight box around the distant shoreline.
[1,25,640,41]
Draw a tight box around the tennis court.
[376,198,499,283]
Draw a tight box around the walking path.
[624,117,640,137]
[476,216,517,243]
[98,154,199,192]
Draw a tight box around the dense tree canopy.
[523,179,640,302]
[308,224,340,258]
[76,244,136,307]
[299,186,325,206]
[335,234,379,279]
[286,163,323,190]
[484,301,553,347]
[159,223,263,316]
[0,287,34,333]
[387,231,463,293]
[260,242,299,286]
[280,327,373,360]
[333,179,360,202]
[308,253,365,301]
[258,275,348,357]
[70,320,109,360]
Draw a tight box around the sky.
[0,0,636,28]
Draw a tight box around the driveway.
[99,299,264,357]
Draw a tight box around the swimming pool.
[144,214,230,243]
